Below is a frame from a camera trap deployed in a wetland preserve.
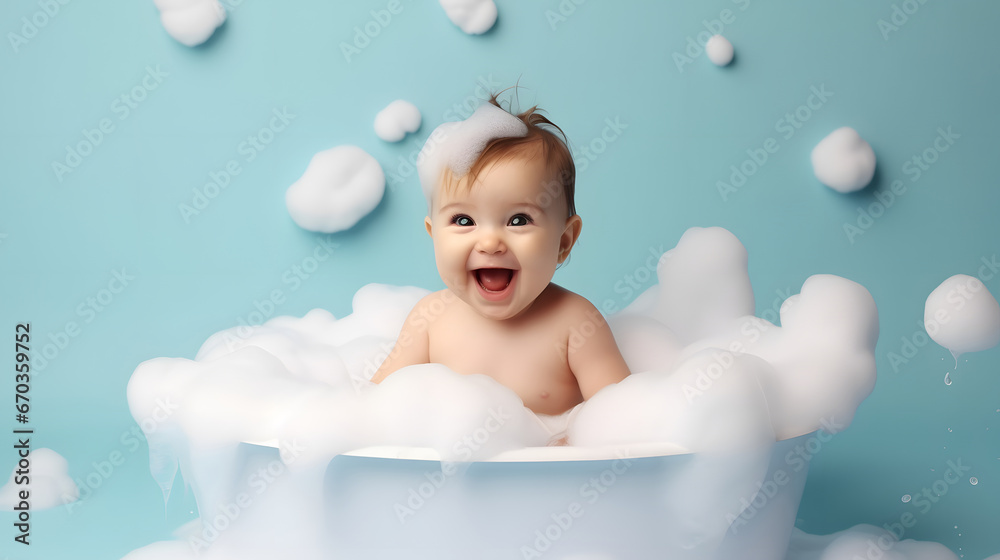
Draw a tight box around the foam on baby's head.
[417,96,576,217]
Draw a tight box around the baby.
[371,95,631,442]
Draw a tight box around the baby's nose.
[475,230,506,254]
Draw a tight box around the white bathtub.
[205,432,812,560]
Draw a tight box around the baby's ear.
[558,215,583,263]
[425,216,433,237]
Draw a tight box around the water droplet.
[901,494,911,503]
[970,477,978,485]
[944,371,952,385]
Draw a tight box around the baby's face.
[425,155,581,321]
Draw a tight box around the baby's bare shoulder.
[404,289,458,327]
[544,284,605,325]
[420,289,460,310]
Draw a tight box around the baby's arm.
[565,298,631,399]
[369,294,434,384]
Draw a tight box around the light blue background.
[2,0,998,558]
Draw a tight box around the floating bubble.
[811,127,876,193]
[285,146,386,233]
[439,0,497,34]
[970,477,978,485]
[901,494,911,503]
[925,274,1000,361]
[374,100,421,142]
[154,0,226,47]
[706,35,734,66]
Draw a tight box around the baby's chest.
[428,321,570,384]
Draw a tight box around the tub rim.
[243,429,817,462]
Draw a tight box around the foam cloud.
[131,227,879,462]
[154,0,226,47]
[374,100,422,142]
[811,127,877,193]
[706,35,734,66]
[786,524,961,560]
[611,227,879,440]
[120,226,896,560]
[570,349,776,452]
[195,284,428,387]
[925,274,1000,359]
[0,448,78,511]
[285,146,386,233]
[439,0,497,34]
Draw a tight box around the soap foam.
[285,146,386,233]
[785,524,963,560]
[0,448,78,510]
[120,226,892,559]
[811,127,877,193]
[374,100,422,142]
[438,0,498,35]
[570,348,776,452]
[417,102,528,211]
[706,35,734,66]
[924,274,1000,361]
[154,0,226,47]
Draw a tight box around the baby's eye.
[451,214,475,226]
[508,213,532,227]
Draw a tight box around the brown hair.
[444,91,577,218]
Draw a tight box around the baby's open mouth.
[475,268,514,292]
